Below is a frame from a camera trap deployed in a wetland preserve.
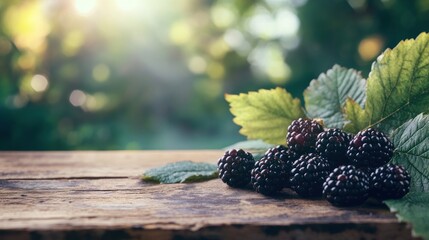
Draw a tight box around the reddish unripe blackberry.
[264,145,300,187]
[347,128,394,168]
[369,164,410,200]
[287,118,324,153]
[251,155,287,195]
[218,149,255,188]
[323,165,369,207]
[316,129,352,168]
[289,153,331,197]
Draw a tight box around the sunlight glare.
[73,0,97,16]
[114,0,139,12]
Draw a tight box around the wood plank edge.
[0,222,417,240]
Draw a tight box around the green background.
[0,0,428,150]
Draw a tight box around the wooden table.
[0,151,416,240]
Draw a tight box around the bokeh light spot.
[266,61,290,84]
[0,37,12,55]
[248,43,290,83]
[30,74,49,92]
[6,94,28,108]
[211,4,237,28]
[275,9,300,37]
[62,30,84,57]
[17,52,36,70]
[348,0,366,9]
[358,36,384,61]
[209,39,230,59]
[188,56,207,74]
[4,0,50,53]
[206,62,225,80]
[73,0,97,16]
[83,93,108,112]
[169,21,192,45]
[69,90,87,107]
[92,64,110,82]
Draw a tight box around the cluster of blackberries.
[218,118,411,207]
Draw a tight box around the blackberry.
[287,118,324,153]
[316,129,352,168]
[217,149,255,188]
[263,145,300,187]
[251,155,287,195]
[323,165,369,207]
[347,128,394,168]
[369,164,410,200]
[289,153,331,197]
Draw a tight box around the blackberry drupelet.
[217,149,255,188]
[323,165,369,207]
[347,128,394,168]
[315,129,352,168]
[251,155,287,195]
[289,153,331,197]
[264,145,300,187]
[369,164,410,200]
[287,118,324,153]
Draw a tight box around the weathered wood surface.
[0,151,417,240]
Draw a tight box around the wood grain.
[0,151,417,240]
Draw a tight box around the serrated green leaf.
[345,32,429,134]
[225,87,305,145]
[385,192,429,240]
[141,161,218,184]
[343,98,370,134]
[390,114,429,192]
[304,65,366,129]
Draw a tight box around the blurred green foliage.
[0,0,428,150]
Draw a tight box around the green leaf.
[390,114,429,192]
[343,98,370,134]
[225,87,305,145]
[223,140,273,161]
[304,65,366,129]
[345,32,429,134]
[385,192,429,240]
[141,161,218,184]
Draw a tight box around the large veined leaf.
[385,192,429,240]
[225,87,305,145]
[345,32,429,134]
[390,114,429,192]
[304,65,366,128]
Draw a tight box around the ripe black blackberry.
[217,149,255,188]
[289,153,331,197]
[287,118,324,153]
[315,129,352,168]
[323,165,369,207]
[263,145,299,187]
[370,164,410,200]
[347,128,394,168]
[251,155,287,195]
